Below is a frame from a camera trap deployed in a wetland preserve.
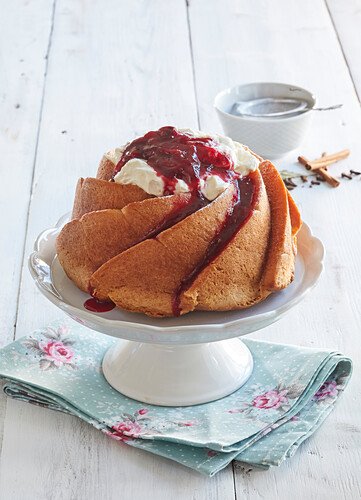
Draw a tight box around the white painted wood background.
[0,0,360,498]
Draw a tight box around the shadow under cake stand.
[29,215,324,406]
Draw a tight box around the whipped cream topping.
[110,128,259,201]
[114,159,164,196]
[105,147,124,166]
[199,175,229,201]
[114,158,190,197]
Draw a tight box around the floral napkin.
[0,320,352,476]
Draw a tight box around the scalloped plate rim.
[28,213,325,341]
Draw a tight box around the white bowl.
[214,82,317,159]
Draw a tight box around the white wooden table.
[1,1,360,498]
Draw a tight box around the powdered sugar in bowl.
[214,82,317,159]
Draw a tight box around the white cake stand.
[29,214,324,406]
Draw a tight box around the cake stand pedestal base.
[102,338,253,406]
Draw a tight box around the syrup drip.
[84,298,115,313]
[172,174,258,316]
[132,192,207,246]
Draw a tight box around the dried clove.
[341,172,352,180]
[286,178,297,187]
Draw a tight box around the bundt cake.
[55,126,301,317]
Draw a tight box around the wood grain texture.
[0,0,235,498]
[0,0,55,348]
[327,0,361,103]
[189,0,361,498]
[0,0,360,498]
[0,0,55,474]
[1,399,234,500]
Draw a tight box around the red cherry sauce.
[84,297,116,313]
[172,173,259,316]
[113,126,235,191]
[106,126,259,316]
[131,192,207,246]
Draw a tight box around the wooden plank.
[0,0,55,464]
[0,0,235,498]
[0,0,55,348]
[189,0,361,498]
[1,399,234,500]
[327,0,361,103]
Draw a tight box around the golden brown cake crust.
[89,186,237,316]
[96,154,116,181]
[56,194,191,293]
[183,169,271,312]
[287,190,302,237]
[54,217,94,293]
[259,160,301,292]
[71,177,152,219]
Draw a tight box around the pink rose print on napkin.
[227,380,305,416]
[108,421,146,441]
[39,340,74,366]
[104,408,200,445]
[103,428,131,442]
[104,408,163,442]
[314,380,343,400]
[21,325,77,371]
[252,390,289,410]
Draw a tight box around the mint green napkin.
[0,321,352,476]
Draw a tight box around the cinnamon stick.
[298,149,350,171]
[309,149,350,165]
[317,167,340,187]
[316,152,340,188]
[298,156,310,167]
[298,154,340,187]
[307,159,341,170]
